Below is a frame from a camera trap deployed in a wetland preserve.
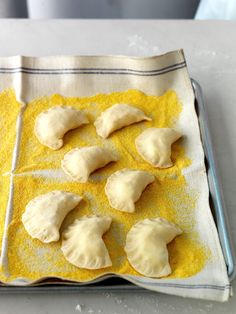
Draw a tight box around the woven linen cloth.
[0,50,231,301]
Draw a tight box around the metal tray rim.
[191,78,236,281]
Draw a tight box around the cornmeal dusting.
[0,89,209,283]
[0,176,10,256]
[0,89,21,254]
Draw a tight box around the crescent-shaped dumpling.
[22,191,82,243]
[61,146,117,182]
[125,217,182,278]
[135,128,182,168]
[94,104,151,138]
[61,215,112,269]
[34,106,89,150]
[105,169,155,213]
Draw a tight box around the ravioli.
[135,128,182,168]
[61,215,112,269]
[34,106,88,150]
[125,217,182,277]
[61,146,117,182]
[22,191,82,243]
[105,169,155,213]
[94,104,151,138]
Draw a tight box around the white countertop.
[0,19,235,314]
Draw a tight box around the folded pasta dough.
[94,104,151,138]
[105,169,155,213]
[34,106,88,150]
[22,191,82,243]
[61,215,112,269]
[125,217,182,278]
[135,128,182,168]
[61,146,117,182]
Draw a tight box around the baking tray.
[0,79,235,293]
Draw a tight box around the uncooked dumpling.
[105,169,155,213]
[125,217,182,278]
[61,146,117,182]
[135,128,182,168]
[94,104,151,138]
[22,191,82,243]
[61,215,112,269]
[34,106,89,150]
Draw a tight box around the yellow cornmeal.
[0,88,21,257]
[1,89,209,283]
[0,176,10,255]
[0,89,21,173]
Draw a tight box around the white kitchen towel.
[0,50,232,301]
